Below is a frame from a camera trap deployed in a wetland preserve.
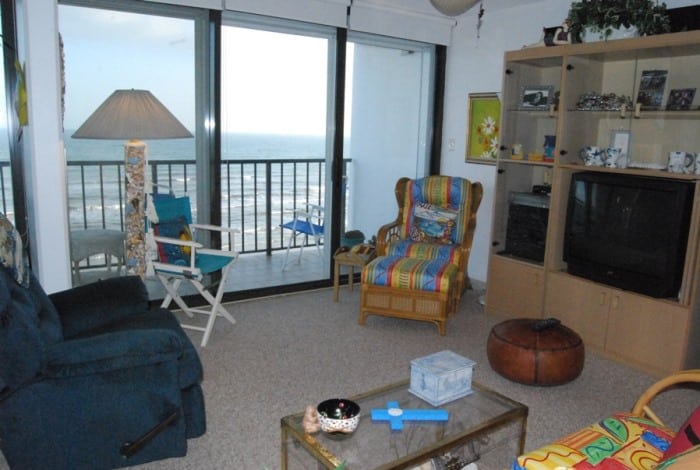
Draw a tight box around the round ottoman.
[487,318,584,386]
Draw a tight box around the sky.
[58,5,331,136]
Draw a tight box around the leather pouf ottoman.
[487,318,584,386]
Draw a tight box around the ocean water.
[62,131,331,252]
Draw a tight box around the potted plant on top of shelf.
[568,0,671,41]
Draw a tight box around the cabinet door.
[544,273,609,351]
[485,255,544,318]
[606,292,690,375]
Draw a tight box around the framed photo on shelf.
[466,92,500,163]
[610,129,631,162]
[519,85,553,110]
[666,88,696,110]
[636,69,668,110]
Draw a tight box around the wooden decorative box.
[408,350,476,406]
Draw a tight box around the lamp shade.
[72,89,192,140]
[429,0,479,16]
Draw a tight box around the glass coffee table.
[281,379,528,469]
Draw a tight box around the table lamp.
[72,89,193,276]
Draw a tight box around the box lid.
[411,350,475,373]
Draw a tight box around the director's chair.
[147,193,239,347]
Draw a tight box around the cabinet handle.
[560,149,568,156]
[620,104,626,119]
[634,102,642,118]
[566,64,574,71]
[505,69,513,75]
[611,295,619,309]
[500,145,508,151]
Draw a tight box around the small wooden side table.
[333,244,375,301]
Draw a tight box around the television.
[564,171,694,299]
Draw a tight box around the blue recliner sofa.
[0,249,206,468]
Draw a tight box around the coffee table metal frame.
[280,378,528,470]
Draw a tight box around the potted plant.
[568,0,671,40]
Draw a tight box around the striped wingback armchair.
[375,175,483,297]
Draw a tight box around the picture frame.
[466,92,500,163]
[519,85,554,110]
[666,88,696,110]
[610,129,631,162]
[636,69,668,110]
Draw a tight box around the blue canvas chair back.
[153,195,192,225]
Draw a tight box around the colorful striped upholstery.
[399,176,471,245]
[362,256,457,293]
[386,239,461,267]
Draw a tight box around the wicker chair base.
[359,283,456,335]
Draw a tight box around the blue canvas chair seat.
[279,203,324,270]
[148,195,239,347]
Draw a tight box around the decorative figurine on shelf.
[552,19,573,45]
[302,405,321,434]
[544,135,556,161]
[523,19,573,48]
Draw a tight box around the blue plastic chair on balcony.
[280,203,325,271]
[148,194,239,347]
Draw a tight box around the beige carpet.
[130,286,697,469]
[2,287,695,469]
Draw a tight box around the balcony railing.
[66,158,341,256]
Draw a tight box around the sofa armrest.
[50,276,150,339]
[45,329,184,378]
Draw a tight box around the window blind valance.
[223,0,457,45]
[224,0,351,27]
[349,0,456,46]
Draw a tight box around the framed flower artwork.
[466,92,500,163]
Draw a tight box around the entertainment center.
[484,30,700,377]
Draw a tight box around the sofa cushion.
[0,269,62,392]
[513,412,674,469]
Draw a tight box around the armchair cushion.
[386,239,461,266]
[50,275,149,339]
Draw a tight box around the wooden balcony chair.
[146,193,239,347]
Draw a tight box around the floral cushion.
[0,213,29,287]
[513,413,675,470]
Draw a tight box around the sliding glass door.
[220,14,337,290]
[343,34,435,246]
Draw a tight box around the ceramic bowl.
[316,398,360,434]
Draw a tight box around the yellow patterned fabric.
[513,413,675,470]
[362,256,456,293]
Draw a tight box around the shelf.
[500,159,554,167]
[558,163,700,180]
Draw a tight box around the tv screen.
[564,172,694,298]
